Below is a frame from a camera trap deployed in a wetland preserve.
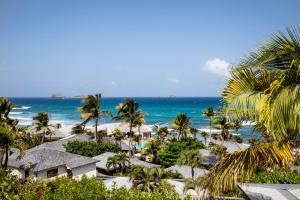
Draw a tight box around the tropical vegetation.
[201,27,300,195]
[113,99,146,156]
[79,94,111,141]
[64,140,120,157]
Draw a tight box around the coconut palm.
[112,128,123,146]
[32,112,61,143]
[0,97,14,123]
[130,167,170,192]
[203,107,215,135]
[144,138,161,164]
[172,113,191,140]
[189,127,198,139]
[154,126,169,143]
[106,152,130,173]
[113,99,146,156]
[200,131,208,145]
[79,94,111,142]
[177,149,204,180]
[133,116,146,147]
[201,27,300,195]
[0,123,13,169]
[71,124,86,134]
[231,119,242,135]
[214,108,231,140]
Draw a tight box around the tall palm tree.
[79,94,111,142]
[177,149,204,180]
[203,107,215,135]
[201,27,300,195]
[133,116,146,147]
[190,127,198,139]
[32,112,61,143]
[200,131,208,145]
[113,99,146,156]
[172,113,191,140]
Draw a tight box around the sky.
[0,0,299,97]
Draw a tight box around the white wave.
[242,121,256,126]
[13,106,31,110]
[10,112,23,115]
[10,116,32,121]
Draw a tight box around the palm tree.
[79,94,111,142]
[231,119,242,135]
[32,112,61,143]
[201,27,300,195]
[133,116,146,147]
[71,124,86,134]
[214,108,231,140]
[154,126,169,143]
[106,152,130,173]
[177,149,204,180]
[113,99,146,156]
[200,131,208,145]
[144,138,161,164]
[0,97,14,123]
[172,113,191,140]
[189,127,198,139]
[0,123,13,169]
[203,107,215,135]
[112,128,123,146]
[130,167,170,192]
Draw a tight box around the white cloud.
[167,77,180,84]
[202,58,230,76]
[111,81,117,86]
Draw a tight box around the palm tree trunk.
[0,151,3,168]
[129,120,133,157]
[209,119,212,135]
[191,167,194,180]
[41,131,45,144]
[95,118,98,142]
[4,146,9,170]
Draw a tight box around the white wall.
[72,163,96,180]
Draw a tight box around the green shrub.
[248,170,300,184]
[0,169,19,200]
[158,138,204,167]
[64,140,120,157]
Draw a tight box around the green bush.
[248,170,300,184]
[0,169,19,200]
[158,138,204,167]
[15,176,179,200]
[64,140,120,157]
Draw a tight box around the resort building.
[7,147,97,181]
[98,122,153,139]
[166,165,208,179]
[238,183,300,200]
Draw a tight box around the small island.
[51,93,65,99]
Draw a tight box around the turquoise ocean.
[8,97,258,139]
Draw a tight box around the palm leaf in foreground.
[200,141,293,195]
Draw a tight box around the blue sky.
[0,0,299,97]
